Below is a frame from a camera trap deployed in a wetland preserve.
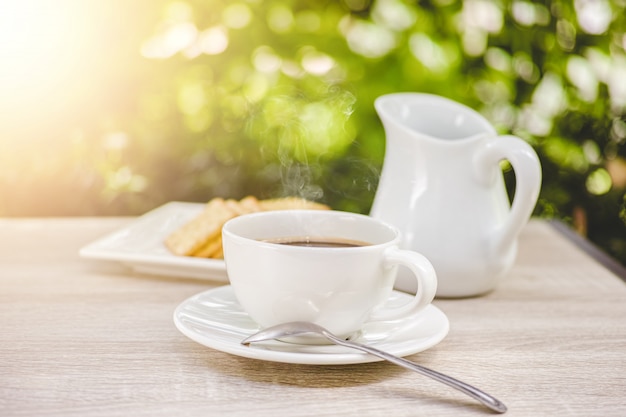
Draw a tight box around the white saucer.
[173,286,449,365]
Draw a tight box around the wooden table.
[1,217,625,416]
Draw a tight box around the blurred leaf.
[1,0,626,264]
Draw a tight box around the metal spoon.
[242,321,507,414]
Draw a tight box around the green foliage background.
[1,0,626,264]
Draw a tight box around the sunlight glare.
[0,2,72,102]
[0,0,102,131]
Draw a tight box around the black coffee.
[262,236,370,248]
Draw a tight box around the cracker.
[190,234,223,258]
[226,196,262,215]
[164,198,237,256]
[258,197,330,211]
[189,197,261,258]
[212,246,224,259]
[165,195,330,259]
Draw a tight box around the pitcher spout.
[374,93,496,143]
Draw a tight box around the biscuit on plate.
[258,197,330,211]
[165,196,330,259]
[164,198,238,256]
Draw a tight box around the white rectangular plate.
[79,202,228,281]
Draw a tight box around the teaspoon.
[242,321,507,414]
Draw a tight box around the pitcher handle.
[474,135,542,254]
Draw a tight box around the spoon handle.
[324,332,507,414]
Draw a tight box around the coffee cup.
[222,209,437,339]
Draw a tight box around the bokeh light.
[0,0,626,265]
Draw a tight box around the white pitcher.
[370,93,542,298]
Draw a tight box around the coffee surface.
[262,236,370,248]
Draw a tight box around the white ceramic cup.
[222,210,438,339]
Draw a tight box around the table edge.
[549,219,626,283]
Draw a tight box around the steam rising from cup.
[252,88,360,202]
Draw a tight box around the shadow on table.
[204,351,405,388]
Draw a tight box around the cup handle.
[368,248,437,321]
[473,135,542,255]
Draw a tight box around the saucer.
[173,286,449,365]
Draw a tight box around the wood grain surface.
[0,218,624,417]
